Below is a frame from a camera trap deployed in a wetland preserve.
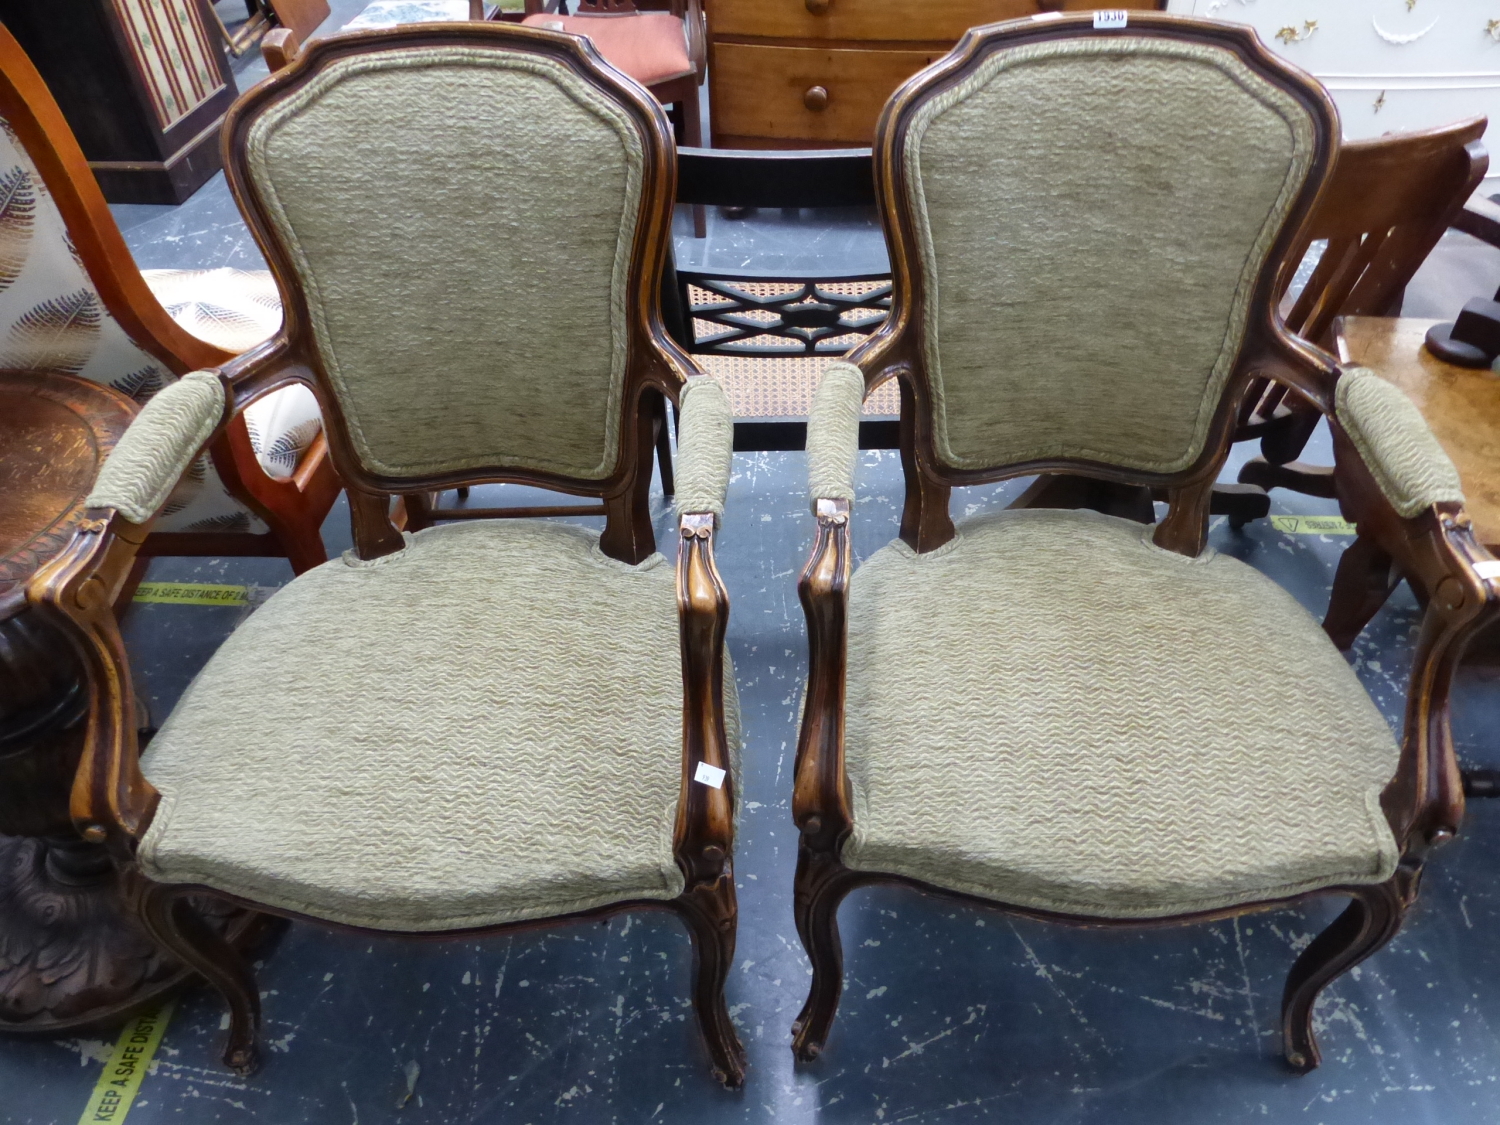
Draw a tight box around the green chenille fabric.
[138,519,741,932]
[244,48,643,482]
[86,370,224,524]
[1336,367,1465,518]
[903,36,1315,474]
[674,375,733,520]
[806,362,864,506]
[840,508,1399,919]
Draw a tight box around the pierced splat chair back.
[1242,117,1488,440]
[223,23,689,560]
[855,14,1336,552]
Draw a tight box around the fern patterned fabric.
[839,508,1400,919]
[243,47,643,482]
[1335,366,1464,518]
[138,519,741,931]
[674,376,733,519]
[901,37,1316,474]
[0,119,318,532]
[806,362,864,505]
[142,268,323,482]
[87,371,226,523]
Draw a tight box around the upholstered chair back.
[890,29,1324,477]
[235,36,655,485]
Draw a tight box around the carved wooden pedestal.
[0,371,252,1033]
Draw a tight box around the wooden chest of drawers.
[705,0,1165,148]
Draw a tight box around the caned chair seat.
[839,508,1400,920]
[520,13,693,86]
[139,518,739,932]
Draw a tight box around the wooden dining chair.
[0,23,339,585]
[790,12,1499,1075]
[512,0,706,235]
[1229,117,1489,519]
[40,22,744,1086]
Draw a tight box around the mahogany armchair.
[1231,116,1489,520]
[790,13,1500,1075]
[0,24,338,581]
[32,24,744,1085]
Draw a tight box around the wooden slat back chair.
[0,24,339,581]
[36,23,744,1085]
[1234,117,1489,509]
[791,12,1500,1074]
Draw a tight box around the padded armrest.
[807,362,864,510]
[1335,367,1464,518]
[87,370,225,524]
[675,375,733,521]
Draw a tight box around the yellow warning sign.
[77,1000,175,1125]
[1270,515,1356,536]
[133,582,248,606]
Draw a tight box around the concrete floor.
[8,6,1500,1123]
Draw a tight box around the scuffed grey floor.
[8,35,1500,1120]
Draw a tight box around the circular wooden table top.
[0,370,137,620]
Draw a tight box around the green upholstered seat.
[839,508,1400,920]
[138,518,739,932]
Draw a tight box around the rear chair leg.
[136,882,263,1075]
[1281,881,1404,1072]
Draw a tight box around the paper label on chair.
[1474,560,1500,581]
[694,762,727,789]
[1094,10,1128,28]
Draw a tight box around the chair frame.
[1234,117,1490,512]
[790,12,1500,1073]
[0,24,341,579]
[30,23,744,1087]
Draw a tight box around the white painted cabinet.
[1167,0,1500,186]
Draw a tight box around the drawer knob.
[805,0,831,13]
[803,85,829,112]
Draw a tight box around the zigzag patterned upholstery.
[137,518,741,931]
[0,120,322,531]
[838,507,1400,919]
[903,37,1313,475]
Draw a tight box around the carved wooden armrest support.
[27,512,160,857]
[1330,416,1500,856]
[221,338,320,417]
[793,498,854,849]
[675,512,735,888]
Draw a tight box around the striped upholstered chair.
[0,24,338,581]
[45,23,744,1085]
[790,13,1500,1075]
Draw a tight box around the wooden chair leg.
[1324,533,1402,650]
[1208,482,1271,529]
[1281,882,1405,1072]
[790,844,859,1062]
[113,556,151,618]
[136,883,262,1075]
[1262,403,1323,466]
[677,92,707,238]
[1237,457,1337,500]
[676,875,746,1087]
[655,398,676,497]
